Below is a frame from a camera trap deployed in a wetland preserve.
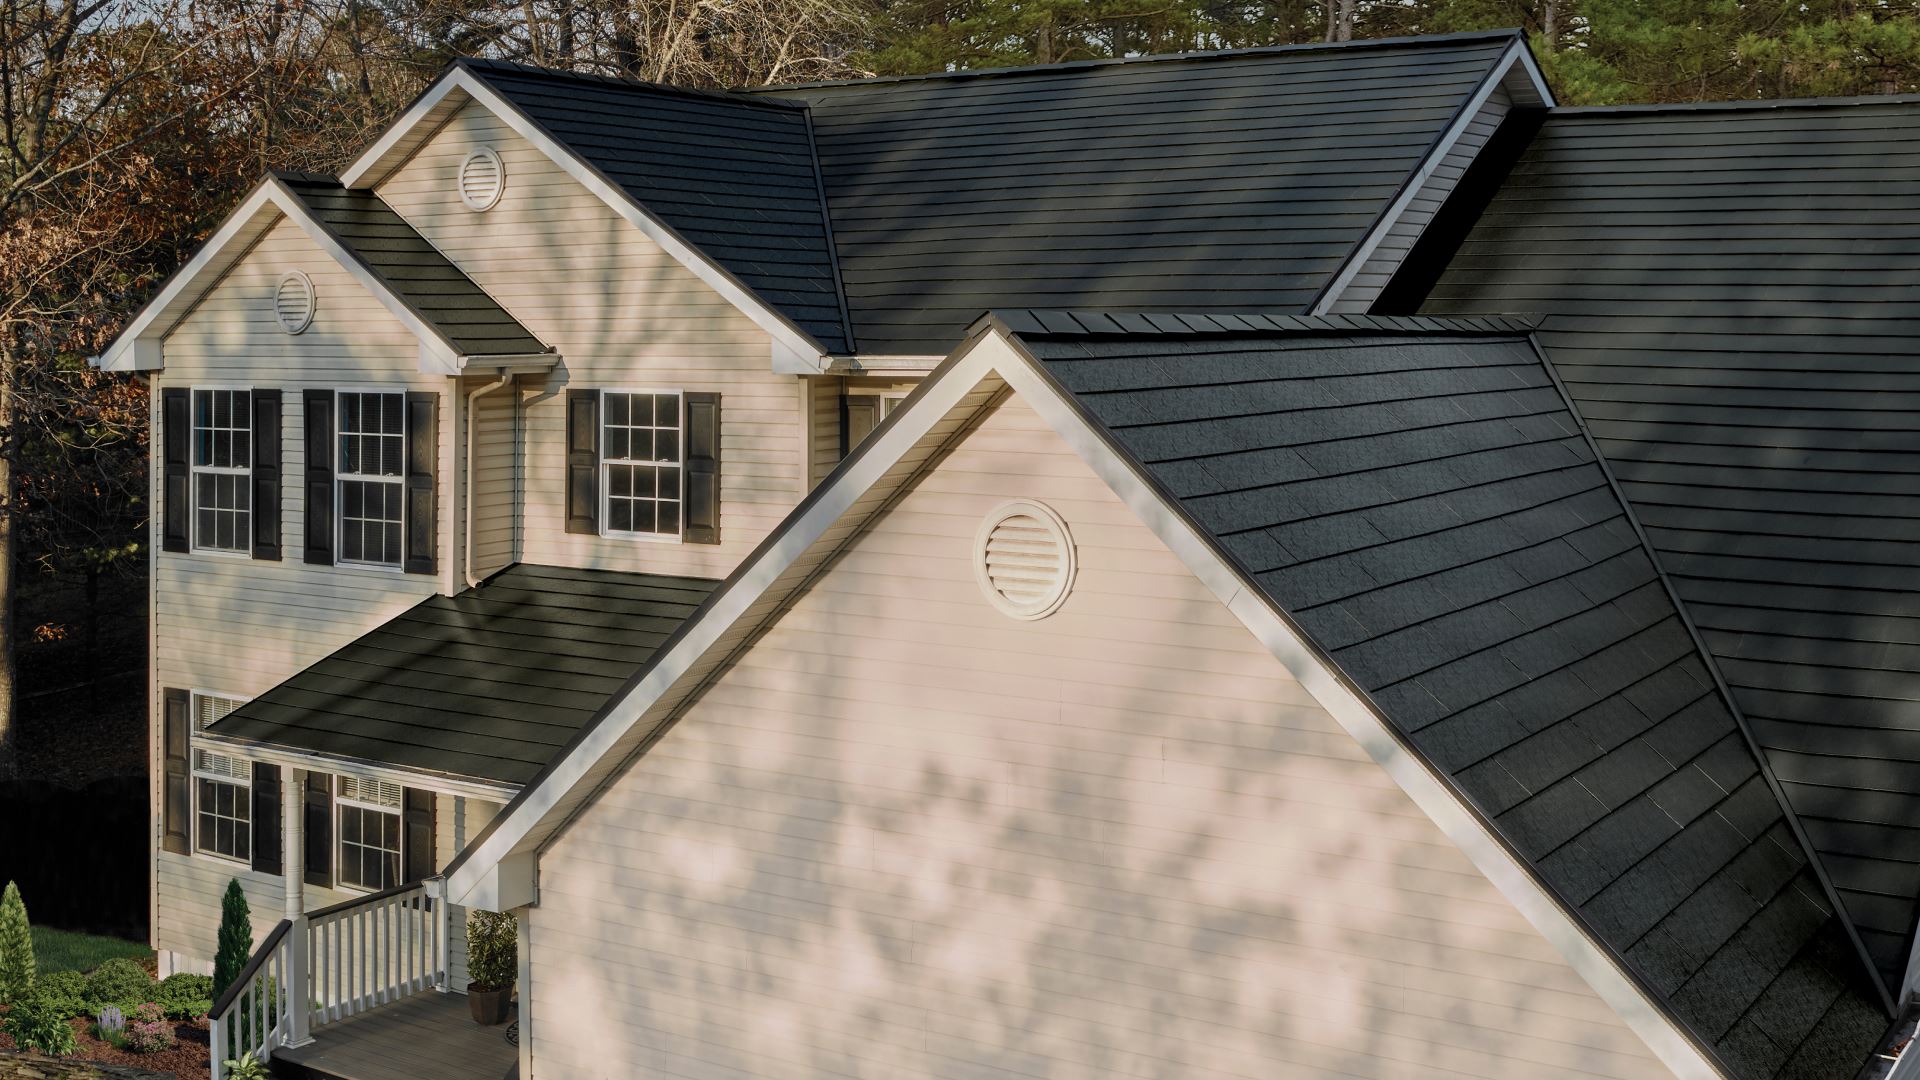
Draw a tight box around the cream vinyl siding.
[149,217,457,962]
[466,379,520,578]
[1331,84,1512,314]
[809,374,924,486]
[530,396,1672,1080]
[376,101,805,580]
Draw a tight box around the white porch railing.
[207,878,449,1079]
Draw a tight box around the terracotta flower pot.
[468,984,513,1025]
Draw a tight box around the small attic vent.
[274,271,314,334]
[458,147,505,211]
[338,775,402,808]
[975,500,1075,620]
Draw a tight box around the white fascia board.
[343,69,829,375]
[981,332,1720,1080]
[1311,40,1524,316]
[91,176,467,374]
[195,730,519,803]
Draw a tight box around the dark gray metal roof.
[1402,98,1920,989]
[745,33,1517,355]
[455,60,851,354]
[278,174,548,357]
[1010,315,1892,1080]
[208,564,719,786]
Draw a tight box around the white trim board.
[340,67,833,375]
[441,322,1718,1079]
[195,730,520,804]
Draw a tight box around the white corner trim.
[982,334,1720,1080]
[1312,40,1524,315]
[92,176,467,373]
[443,334,1007,908]
[342,68,830,375]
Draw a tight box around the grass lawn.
[31,926,152,974]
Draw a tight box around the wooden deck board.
[272,993,517,1080]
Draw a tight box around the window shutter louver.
[402,787,435,883]
[251,762,282,875]
[161,689,191,855]
[251,389,282,560]
[685,392,721,545]
[404,392,437,575]
[565,389,598,535]
[304,772,333,888]
[161,389,190,553]
[303,389,334,565]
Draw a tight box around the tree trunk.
[0,360,16,782]
[1541,0,1557,46]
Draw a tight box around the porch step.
[268,995,517,1080]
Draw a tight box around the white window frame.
[189,385,253,557]
[190,690,252,866]
[598,387,685,544]
[334,775,404,893]
[334,388,408,572]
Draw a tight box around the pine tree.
[0,881,32,1004]
[212,879,252,1000]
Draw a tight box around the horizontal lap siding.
[377,102,802,581]
[153,219,453,963]
[469,384,519,578]
[531,397,1668,1080]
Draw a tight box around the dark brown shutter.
[684,391,721,545]
[303,389,334,565]
[402,787,436,883]
[304,772,333,888]
[565,389,598,535]
[404,392,437,575]
[161,389,191,553]
[841,394,880,458]
[161,689,191,855]
[251,389,282,561]
[250,762,282,875]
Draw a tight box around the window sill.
[598,530,685,545]
[194,849,252,869]
[333,560,408,575]
[188,547,254,560]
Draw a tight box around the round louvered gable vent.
[274,271,314,334]
[975,500,1075,620]
[459,147,505,211]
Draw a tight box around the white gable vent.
[458,147,505,211]
[274,270,314,334]
[974,499,1075,620]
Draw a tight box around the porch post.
[282,768,313,1048]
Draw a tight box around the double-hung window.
[192,389,251,553]
[337,391,406,567]
[601,390,683,538]
[336,776,403,891]
[192,693,250,863]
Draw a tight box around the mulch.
[0,1017,209,1080]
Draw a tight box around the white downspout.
[465,371,513,589]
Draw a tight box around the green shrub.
[0,881,34,1004]
[212,879,251,1001]
[82,956,154,1012]
[154,972,214,1020]
[3,988,77,1055]
[465,910,516,992]
[123,1002,174,1053]
[33,970,87,1017]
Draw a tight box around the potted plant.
[465,910,517,1025]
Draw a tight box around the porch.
[269,992,516,1080]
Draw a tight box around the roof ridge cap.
[453,56,808,110]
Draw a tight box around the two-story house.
[92,29,1920,1080]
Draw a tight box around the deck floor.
[273,992,517,1080]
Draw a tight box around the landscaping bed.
[0,1015,208,1078]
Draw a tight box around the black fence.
[0,774,148,939]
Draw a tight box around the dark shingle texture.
[279,175,547,357]
[459,61,850,353]
[761,36,1514,355]
[1412,99,1920,986]
[209,564,719,786]
[1020,320,1889,1080]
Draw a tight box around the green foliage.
[30,926,152,975]
[82,957,154,1012]
[2,987,77,1056]
[0,881,34,1004]
[212,878,252,1001]
[224,1052,272,1080]
[33,971,88,1017]
[123,1001,174,1053]
[465,910,517,992]
[154,971,214,1020]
